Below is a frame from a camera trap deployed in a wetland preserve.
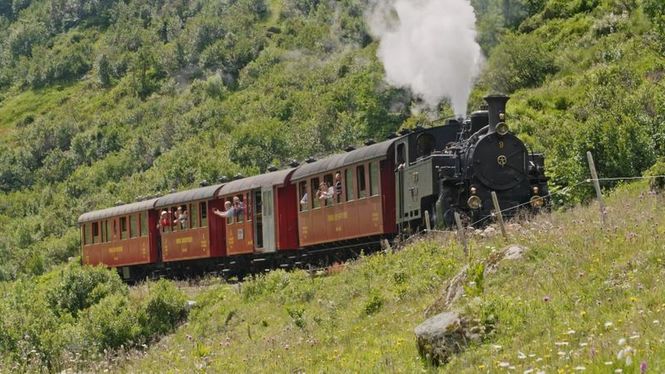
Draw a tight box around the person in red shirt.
[157,210,172,231]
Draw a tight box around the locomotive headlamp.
[467,195,482,209]
[496,121,509,136]
[499,112,505,121]
[530,195,544,208]
[470,186,477,195]
[532,186,539,194]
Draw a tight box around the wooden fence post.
[586,151,606,228]
[454,212,468,257]
[491,191,508,240]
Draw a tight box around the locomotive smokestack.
[484,94,510,133]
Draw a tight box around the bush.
[82,294,142,350]
[139,280,187,336]
[486,32,558,92]
[45,264,126,317]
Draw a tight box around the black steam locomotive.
[395,95,548,231]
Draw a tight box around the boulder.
[414,312,486,365]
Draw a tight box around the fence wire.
[431,174,665,229]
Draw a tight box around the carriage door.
[253,190,264,251]
[261,187,276,252]
[396,142,407,225]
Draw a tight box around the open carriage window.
[175,205,188,230]
[323,173,334,206]
[92,222,99,244]
[200,201,208,227]
[235,195,245,222]
[357,165,367,199]
[299,181,308,212]
[311,177,320,209]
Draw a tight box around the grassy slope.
[112,182,665,373]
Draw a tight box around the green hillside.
[0,0,664,371]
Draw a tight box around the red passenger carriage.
[291,139,398,247]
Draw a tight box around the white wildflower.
[523,370,534,374]
[618,338,626,346]
[517,351,527,360]
[574,366,586,371]
[629,335,640,340]
[614,369,623,373]
[499,361,510,368]
[567,330,576,335]
[492,344,503,351]
[604,361,614,365]
[653,320,660,325]
[604,321,614,328]
[579,342,588,347]
[555,341,569,346]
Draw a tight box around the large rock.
[414,312,486,365]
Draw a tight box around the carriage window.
[200,201,208,227]
[112,219,117,238]
[129,214,138,238]
[83,223,91,245]
[120,216,128,240]
[226,198,234,225]
[345,169,354,201]
[357,165,367,198]
[104,220,110,242]
[323,173,334,206]
[369,161,380,196]
[140,212,148,236]
[92,222,99,243]
[191,203,199,228]
[170,207,179,231]
[174,205,188,230]
[311,177,320,209]
[299,181,308,212]
[236,195,245,222]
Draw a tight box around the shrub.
[139,280,187,336]
[82,294,142,350]
[45,264,126,317]
[486,32,558,93]
[363,293,384,315]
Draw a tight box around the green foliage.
[0,265,188,370]
[138,279,188,336]
[485,32,558,92]
[363,292,384,315]
[45,263,126,317]
[82,294,142,350]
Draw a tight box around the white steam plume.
[367,0,483,117]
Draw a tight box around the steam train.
[78,95,548,280]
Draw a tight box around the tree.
[97,53,112,87]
